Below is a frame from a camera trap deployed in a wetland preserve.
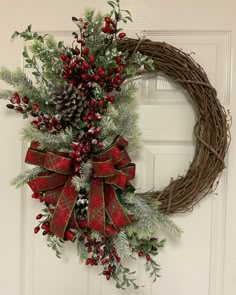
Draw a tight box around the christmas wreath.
[0,0,230,290]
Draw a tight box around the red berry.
[86,258,91,265]
[106,274,110,280]
[97,100,104,106]
[89,55,96,63]
[59,54,67,61]
[138,251,144,257]
[65,230,75,241]
[32,193,41,199]
[84,145,91,152]
[109,95,115,102]
[81,73,90,80]
[70,62,77,69]
[118,32,126,39]
[89,100,96,107]
[102,27,108,33]
[87,114,94,120]
[74,164,80,172]
[15,106,23,112]
[74,48,80,54]
[146,254,151,261]
[93,74,100,81]
[83,21,89,28]
[116,56,122,64]
[66,58,71,64]
[33,103,39,111]
[63,65,70,72]
[49,208,54,214]
[82,48,89,55]
[116,256,121,263]
[41,223,49,230]
[82,62,90,70]
[104,16,112,23]
[36,214,42,220]
[102,259,108,265]
[116,66,123,73]
[34,226,40,234]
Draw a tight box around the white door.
[0,1,235,295]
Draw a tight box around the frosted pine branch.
[0,67,33,87]
[156,211,183,237]
[77,239,89,262]
[11,166,45,188]
[22,125,73,151]
[114,230,132,259]
[0,89,14,99]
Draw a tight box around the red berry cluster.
[60,48,126,93]
[79,232,121,281]
[6,92,63,133]
[31,113,62,133]
[33,199,75,241]
[69,125,102,172]
[33,211,54,236]
[101,16,126,40]
[138,250,151,261]
[6,92,29,113]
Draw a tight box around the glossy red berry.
[33,103,39,111]
[146,254,151,261]
[59,54,67,61]
[36,214,43,220]
[82,48,89,55]
[104,16,112,23]
[116,56,122,64]
[34,226,40,234]
[138,251,144,257]
[89,55,96,63]
[15,106,23,112]
[118,32,126,39]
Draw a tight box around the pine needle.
[21,125,73,151]
[11,166,45,188]
[114,230,132,259]
[0,89,14,99]
[156,211,183,237]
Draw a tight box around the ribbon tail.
[50,176,77,240]
[88,178,106,235]
[104,184,131,229]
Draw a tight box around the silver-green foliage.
[113,230,132,259]
[99,83,141,152]
[22,125,73,151]
[11,166,45,188]
[123,193,182,239]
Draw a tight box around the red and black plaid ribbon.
[88,136,135,235]
[25,142,77,240]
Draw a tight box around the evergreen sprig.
[113,230,132,259]
[21,125,73,151]
[11,166,45,188]
[113,264,139,290]
[156,211,183,237]
[145,258,161,282]
[47,235,64,259]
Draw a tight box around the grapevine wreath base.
[119,38,230,214]
[0,0,230,290]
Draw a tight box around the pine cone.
[53,82,90,128]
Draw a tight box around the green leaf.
[32,71,40,77]
[11,31,20,41]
